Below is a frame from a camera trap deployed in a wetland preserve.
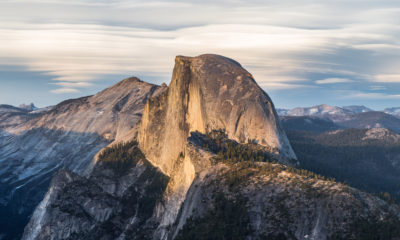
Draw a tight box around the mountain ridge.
[278,104,400,133]
[0,77,165,240]
[278,104,400,118]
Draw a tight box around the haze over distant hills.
[278,104,400,118]
[278,104,400,133]
[278,104,400,204]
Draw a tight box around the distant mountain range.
[279,104,400,202]
[0,103,51,114]
[278,104,400,118]
[278,104,400,133]
[384,107,400,117]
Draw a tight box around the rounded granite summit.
[139,54,297,176]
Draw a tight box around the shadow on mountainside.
[0,128,110,240]
[286,129,400,202]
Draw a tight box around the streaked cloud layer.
[0,0,399,109]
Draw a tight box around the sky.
[0,0,400,110]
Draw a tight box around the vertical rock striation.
[139,54,296,175]
[138,54,297,238]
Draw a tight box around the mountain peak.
[92,76,162,104]
[18,103,37,111]
[362,127,400,142]
[139,54,296,175]
[176,54,243,67]
[118,76,142,84]
[106,76,145,90]
[342,105,373,113]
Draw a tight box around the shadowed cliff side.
[22,142,169,240]
[0,77,165,240]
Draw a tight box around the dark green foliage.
[136,166,170,220]
[119,164,169,240]
[98,141,144,175]
[286,166,335,182]
[193,130,338,185]
[96,140,170,237]
[175,192,252,240]
[224,162,335,192]
[376,192,397,204]
[286,129,400,202]
[64,143,169,240]
[197,129,274,164]
[348,213,400,240]
[224,163,257,189]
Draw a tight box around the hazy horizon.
[0,75,398,112]
[1,0,400,109]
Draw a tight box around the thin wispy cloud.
[50,88,81,94]
[316,78,354,84]
[51,81,93,87]
[259,82,314,90]
[350,92,400,99]
[374,74,400,82]
[0,0,399,108]
[369,85,387,90]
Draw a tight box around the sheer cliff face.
[139,54,296,176]
[138,54,297,239]
[0,77,164,240]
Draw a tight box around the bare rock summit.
[139,54,296,176]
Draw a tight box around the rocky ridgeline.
[0,77,165,240]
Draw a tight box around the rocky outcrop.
[173,161,400,240]
[362,127,400,142]
[22,143,169,240]
[0,77,165,240]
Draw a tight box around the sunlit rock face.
[138,54,297,238]
[139,54,297,176]
[0,77,165,240]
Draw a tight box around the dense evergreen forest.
[286,129,400,202]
